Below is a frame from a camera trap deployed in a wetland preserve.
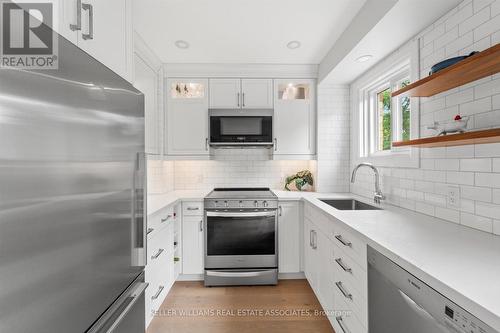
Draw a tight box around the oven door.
[204,210,278,269]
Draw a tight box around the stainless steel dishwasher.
[368,246,497,333]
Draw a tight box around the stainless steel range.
[204,188,278,286]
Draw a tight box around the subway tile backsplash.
[351,0,500,236]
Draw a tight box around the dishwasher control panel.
[444,305,492,333]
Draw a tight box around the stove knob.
[239,200,243,208]
[254,200,258,207]
[214,201,218,207]
[224,201,228,208]
[263,201,268,208]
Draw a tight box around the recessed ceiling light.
[175,40,190,49]
[286,41,301,50]
[355,55,373,63]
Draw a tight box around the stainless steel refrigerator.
[0,24,147,333]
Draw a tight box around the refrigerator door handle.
[87,281,149,333]
[132,152,147,267]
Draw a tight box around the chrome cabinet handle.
[82,3,94,40]
[312,230,317,249]
[309,230,313,247]
[335,316,350,333]
[205,138,209,151]
[278,206,282,217]
[242,93,245,107]
[335,281,353,300]
[151,248,164,260]
[335,258,352,273]
[199,220,203,232]
[70,0,82,31]
[237,93,240,107]
[335,234,352,247]
[151,286,164,300]
[274,138,277,151]
[161,215,172,223]
[186,207,199,211]
[147,227,154,235]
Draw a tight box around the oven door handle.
[206,211,276,218]
[206,270,275,278]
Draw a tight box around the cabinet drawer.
[332,224,367,270]
[331,297,367,333]
[332,242,367,298]
[333,276,367,329]
[182,201,203,216]
[148,205,175,239]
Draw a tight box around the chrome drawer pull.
[161,215,172,223]
[335,281,353,300]
[335,234,352,247]
[186,207,199,211]
[335,258,352,273]
[151,248,164,260]
[147,227,154,235]
[336,316,351,333]
[151,286,164,300]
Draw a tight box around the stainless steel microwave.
[209,110,273,147]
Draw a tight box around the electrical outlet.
[447,186,460,208]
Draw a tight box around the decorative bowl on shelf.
[429,52,478,75]
[427,116,469,136]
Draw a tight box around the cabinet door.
[278,202,301,273]
[58,0,79,44]
[78,0,133,81]
[241,79,273,109]
[134,54,159,155]
[304,218,318,289]
[182,216,204,275]
[316,230,335,313]
[166,79,209,156]
[209,79,241,109]
[274,80,316,155]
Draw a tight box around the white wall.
[350,0,500,235]
[316,85,351,192]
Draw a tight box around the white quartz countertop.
[147,189,500,330]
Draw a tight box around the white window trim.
[351,38,421,168]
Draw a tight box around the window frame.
[352,39,420,168]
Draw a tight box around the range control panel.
[444,305,495,333]
[204,199,278,210]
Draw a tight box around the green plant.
[285,170,314,191]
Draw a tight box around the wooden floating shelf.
[392,43,500,97]
[392,129,500,148]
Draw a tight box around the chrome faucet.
[351,163,386,204]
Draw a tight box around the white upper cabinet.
[209,79,241,109]
[209,79,273,109]
[166,79,209,156]
[57,0,133,82]
[241,79,273,109]
[134,55,160,155]
[274,79,316,157]
[78,0,133,81]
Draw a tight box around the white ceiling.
[321,0,463,84]
[133,0,367,64]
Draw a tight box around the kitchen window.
[353,39,420,168]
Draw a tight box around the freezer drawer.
[87,273,148,333]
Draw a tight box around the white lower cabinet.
[304,203,368,333]
[181,202,204,275]
[145,203,178,329]
[278,202,301,273]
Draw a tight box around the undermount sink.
[320,199,382,211]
